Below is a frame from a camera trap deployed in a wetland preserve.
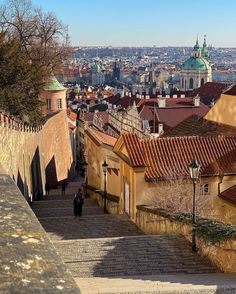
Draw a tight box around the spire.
[193,35,200,50]
[193,35,201,57]
[203,34,207,47]
[202,34,209,59]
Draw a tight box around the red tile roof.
[189,82,226,105]
[96,112,109,124]
[163,115,236,137]
[223,83,236,96]
[86,127,117,147]
[220,185,236,204]
[122,133,147,167]
[117,133,236,181]
[84,112,94,122]
[67,108,77,121]
[138,98,209,129]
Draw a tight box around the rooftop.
[220,185,236,204]
[163,115,236,137]
[116,133,236,181]
[86,127,117,147]
[44,76,66,91]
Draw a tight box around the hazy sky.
[4,0,236,47]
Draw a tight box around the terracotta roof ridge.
[141,134,236,143]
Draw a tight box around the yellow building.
[205,85,236,127]
[85,127,120,199]
[113,133,236,224]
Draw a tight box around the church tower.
[180,36,212,91]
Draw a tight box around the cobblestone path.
[32,181,236,294]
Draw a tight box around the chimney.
[193,95,200,107]
[158,123,164,134]
[158,97,166,108]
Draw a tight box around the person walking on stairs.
[74,189,84,216]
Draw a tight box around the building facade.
[181,37,212,91]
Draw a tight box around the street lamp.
[189,158,201,252]
[83,161,88,198]
[102,160,108,213]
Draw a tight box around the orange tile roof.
[67,108,77,121]
[86,127,117,147]
[122,133,147,167]
[118,133,236,181]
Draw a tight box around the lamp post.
[102,160,108,213]
[189,158,201,252]
[83,161,88,198]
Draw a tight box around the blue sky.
[3,0,236,47]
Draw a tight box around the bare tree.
[0,0,71,71]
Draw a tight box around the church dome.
[182,56,211,71]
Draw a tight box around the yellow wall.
[86,134,120,198]
[205,93,236,126]
[136,207,236,273]
[118,153,236,224]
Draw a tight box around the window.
[57,98,62,110]
[46,98,51,110]
[200,183,209,195]
[189,78,194,89]
[201,78,204,86]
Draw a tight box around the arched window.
[201,78,204,86]
[189,78,193,89]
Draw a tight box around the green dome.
[182,57,211,71]
[44,76,66,91]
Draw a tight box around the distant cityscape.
[56,44,236,91]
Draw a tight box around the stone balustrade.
[0,112,42,133]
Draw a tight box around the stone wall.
[0,165,80,293]
[136,205,236,273]
[0,110,74,201]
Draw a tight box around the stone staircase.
[31,182,236,294]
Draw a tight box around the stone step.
[41,194,77,200]
[39,214,143,241]
[32,198,98,208]
[74,274,236,294]
[54,235,217,278]
[33,206,104,218]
